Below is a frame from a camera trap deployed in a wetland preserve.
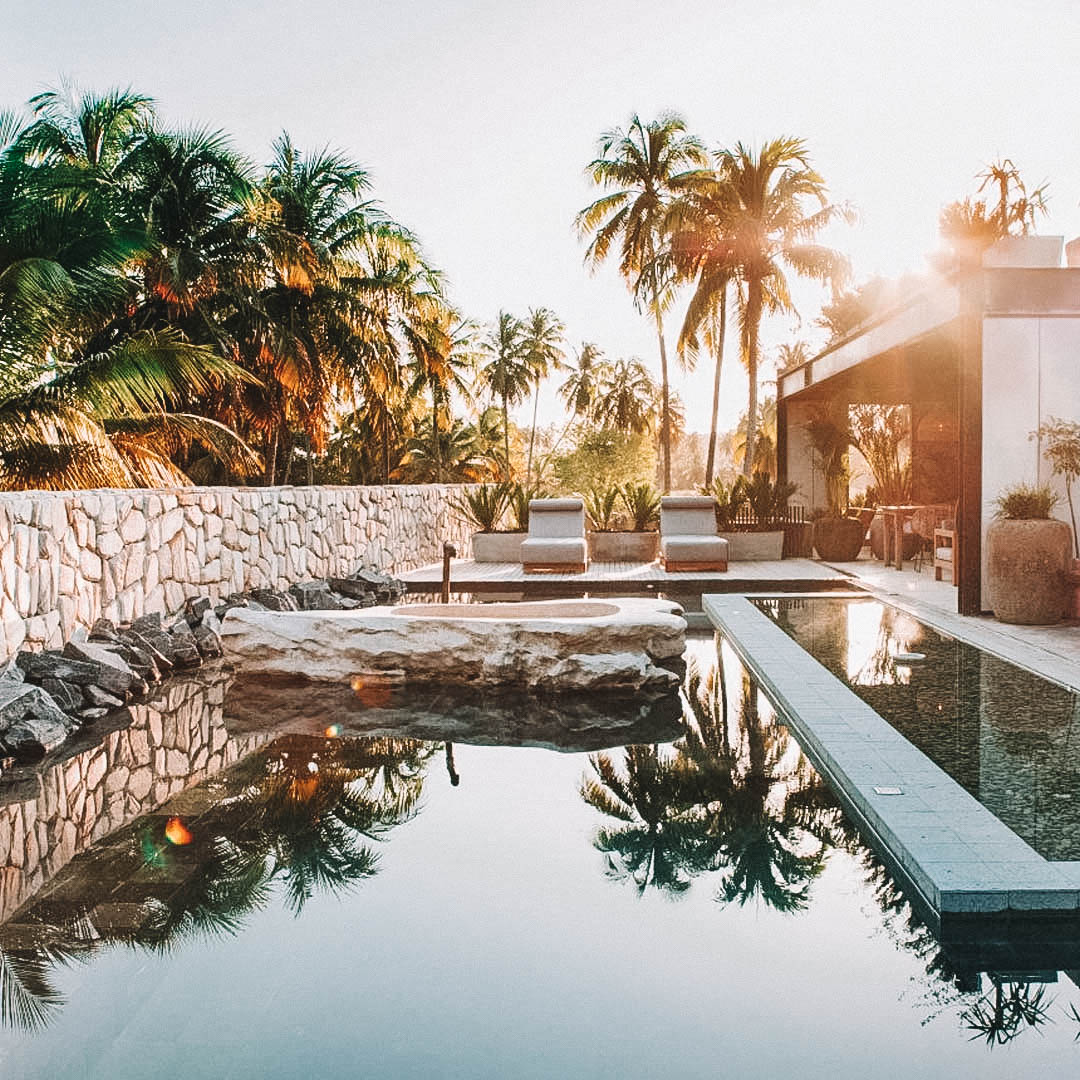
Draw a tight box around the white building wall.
[980,317,1080,601]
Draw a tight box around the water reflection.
[0,734,434,1029]
[758,597,1080,862]
[582,647,844,911]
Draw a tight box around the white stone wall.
[0,485,470,660]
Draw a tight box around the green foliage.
[551,428,656,495]
[802,404,851,514]
[849,404,912,504]
[620,482,660,532]
[1034,417,1080,556]
[507,482,545,532]
[704,476,748,531]
[585,485,622,532]
[743,472,798,530]
[451,483,510,532]
[994,482,1059,521]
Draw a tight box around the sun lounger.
[521,498,588,574]
[660,496,729,572]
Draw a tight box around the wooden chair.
[933,507,958,584]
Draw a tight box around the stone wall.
[0,670,267,925]
[0,485,470,662]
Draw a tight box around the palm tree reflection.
[581,644,843,912]
[0,734,435,1028]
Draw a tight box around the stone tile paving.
[703,594,1080,915]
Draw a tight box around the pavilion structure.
[777,236,1080,615]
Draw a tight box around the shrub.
[451,484,511,532]
[620,482,660,532]
[585,485,622,532]
[507,482,545,532]
[994,482,1059,520]
[744,472,799,531]
[704,477,748,531]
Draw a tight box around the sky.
[3,0,1080,434]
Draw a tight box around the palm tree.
[717,137,850,475]
[669,169,739,487]
[519,306,566,485]
[577,112,708,491]
[595,357,657,434]
[478,311,532,478]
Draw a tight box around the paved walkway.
[827,559,1080,692]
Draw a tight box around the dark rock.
[77,707,109,722]
[0,683,75,758]
[121,630,175,671]
[111,641,160,683]
[89,618,121,643]
[336,596,361,610]
[192,624,223,659]
[61,640,136,695]
[14,651,35,675]
[131,612,163,635]
[328,577,373,600]
[41,678,84,713]
[247,589,298,612]
[214,597,249,620]
[290,581,345,610]
[1,660,24,684]
[82,684,123,709]
[184,596,212,627]
[169,625,202,668]
[22,651,104,687]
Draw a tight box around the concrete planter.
[472,532,526,563]
[986,518,1072,625]
[717,530,784,561]
[587,531,659,562]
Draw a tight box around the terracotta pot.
[812,516,866,561]
[1069,558,1080,620]
[472,532,525,562]
[587,531,659,562]
[868,512,920,561]
[986,518,1072,625]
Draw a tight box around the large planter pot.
[1068,558,1080,620]
[717,530,785,561]
[868,512,920,561]
[812,517,866,561]
[986,518,1072,625]
[588,531,660,562]
[472,532,526,562]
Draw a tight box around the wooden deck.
[401,557,855,595]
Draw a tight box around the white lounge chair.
[521,498,588,574]
[660,496,729,572]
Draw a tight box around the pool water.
[755,597,1080,862]
[1,636,1079,1078]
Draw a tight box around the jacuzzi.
[220,596,686,692]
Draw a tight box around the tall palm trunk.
[526,384,541,487]
[501,391,511,481]
[742,277,763,477]
[265,427,279,486]
[705,285,727,488]
[653,296,671,493]
[431,385,444,483]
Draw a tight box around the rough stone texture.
[0,671,270,924]
[0,486,470,662]
[221,597,687,691]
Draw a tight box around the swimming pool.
[754,596,1080,863]
[1,637,1079,1077]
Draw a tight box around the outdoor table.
[879,505,919,569]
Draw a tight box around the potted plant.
[706,473,793,560]
[1034,417,1080,617]
[803,406,866,561]
[452,483,524,562]
[986,482,1072,624]
[585,482,660,561]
